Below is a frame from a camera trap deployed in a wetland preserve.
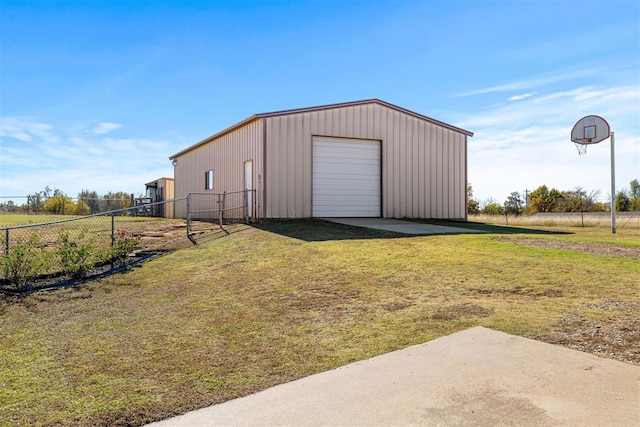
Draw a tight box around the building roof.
[169,99,473,160]
[145,177,174,187]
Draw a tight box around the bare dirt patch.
[470,287,563,298]
[431,303,494,320]
[496,237,640,259]
[538,301,640,364]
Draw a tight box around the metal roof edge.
[253,99,380,118]
[253,98,473,136]
[373,99,474,137]
[145,177,175,186]
[169,115,260,159]
[169,99,473,159]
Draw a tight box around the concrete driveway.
[147,327,639,426]
[322,218,484,235]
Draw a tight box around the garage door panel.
[314,175,380,183]
[312,137,381,217]
[313,182,379,192]
[315,150,379,159]
[314,160,380,169]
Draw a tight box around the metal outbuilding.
[169,99,473,220]
[144,177,175,218]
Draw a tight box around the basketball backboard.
[571,115,610,145]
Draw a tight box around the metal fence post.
[186,193,191,233]
[243,190,249,223]
[186,193,197,244]
[111,212,115,247]
[4,228,8,254]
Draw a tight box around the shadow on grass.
[189,222,254,245]
[252,219,572,242]
[252,219,408,242]
[253,219,574,242]
[409,219,573,235]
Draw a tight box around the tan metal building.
[169,99,473,220]
[144,177,175,218]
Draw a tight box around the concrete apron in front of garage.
[147,327,640,427]
[322,217,484,235]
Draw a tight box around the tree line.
[0,187,134,215]
[468,179,640,215]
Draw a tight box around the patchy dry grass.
[0,219,638,426]
[469,212,640,230]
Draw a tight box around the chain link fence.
[0,200,189,294]
[186,190,257,243]
[0,191,256,293]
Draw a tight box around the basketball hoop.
[571,115,610,156]
[570,114,617,234]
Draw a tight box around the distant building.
[144,177,174,218]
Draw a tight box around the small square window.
[205,170,213,190]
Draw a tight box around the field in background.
[0,214,74,226]
[469,212,640,230]
[0,219,638,426]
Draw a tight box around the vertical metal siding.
[164,179,175,218]
[173,120,264,218]
[264,103,467,219]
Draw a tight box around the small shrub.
[1,234,50,289]
[74,200,91,215]
[107,230,141,266]
[57,230,96,279]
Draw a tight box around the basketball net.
[574,142,588,156]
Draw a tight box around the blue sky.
[1,0,638,205]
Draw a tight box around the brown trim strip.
[464,135,468,221]
[262,118,267,220]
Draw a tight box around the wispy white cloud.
[454,68,600,97]
[66,121,123,135]
[507,93,535,101]
[0,117,59,143]
[93,122,122,134]
[0,117,173,197]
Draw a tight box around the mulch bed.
[0,252,161,296]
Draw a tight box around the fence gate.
[186,189,257,244]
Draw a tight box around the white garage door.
[312,136,381,217]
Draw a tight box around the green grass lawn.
[1,220,638,426]
[0,214,74,226]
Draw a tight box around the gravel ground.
[497,237,640,259]
[498,237,640,365]
[540,300,640,365]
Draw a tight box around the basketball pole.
[571,115,615,233]
[610,131,616,234]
